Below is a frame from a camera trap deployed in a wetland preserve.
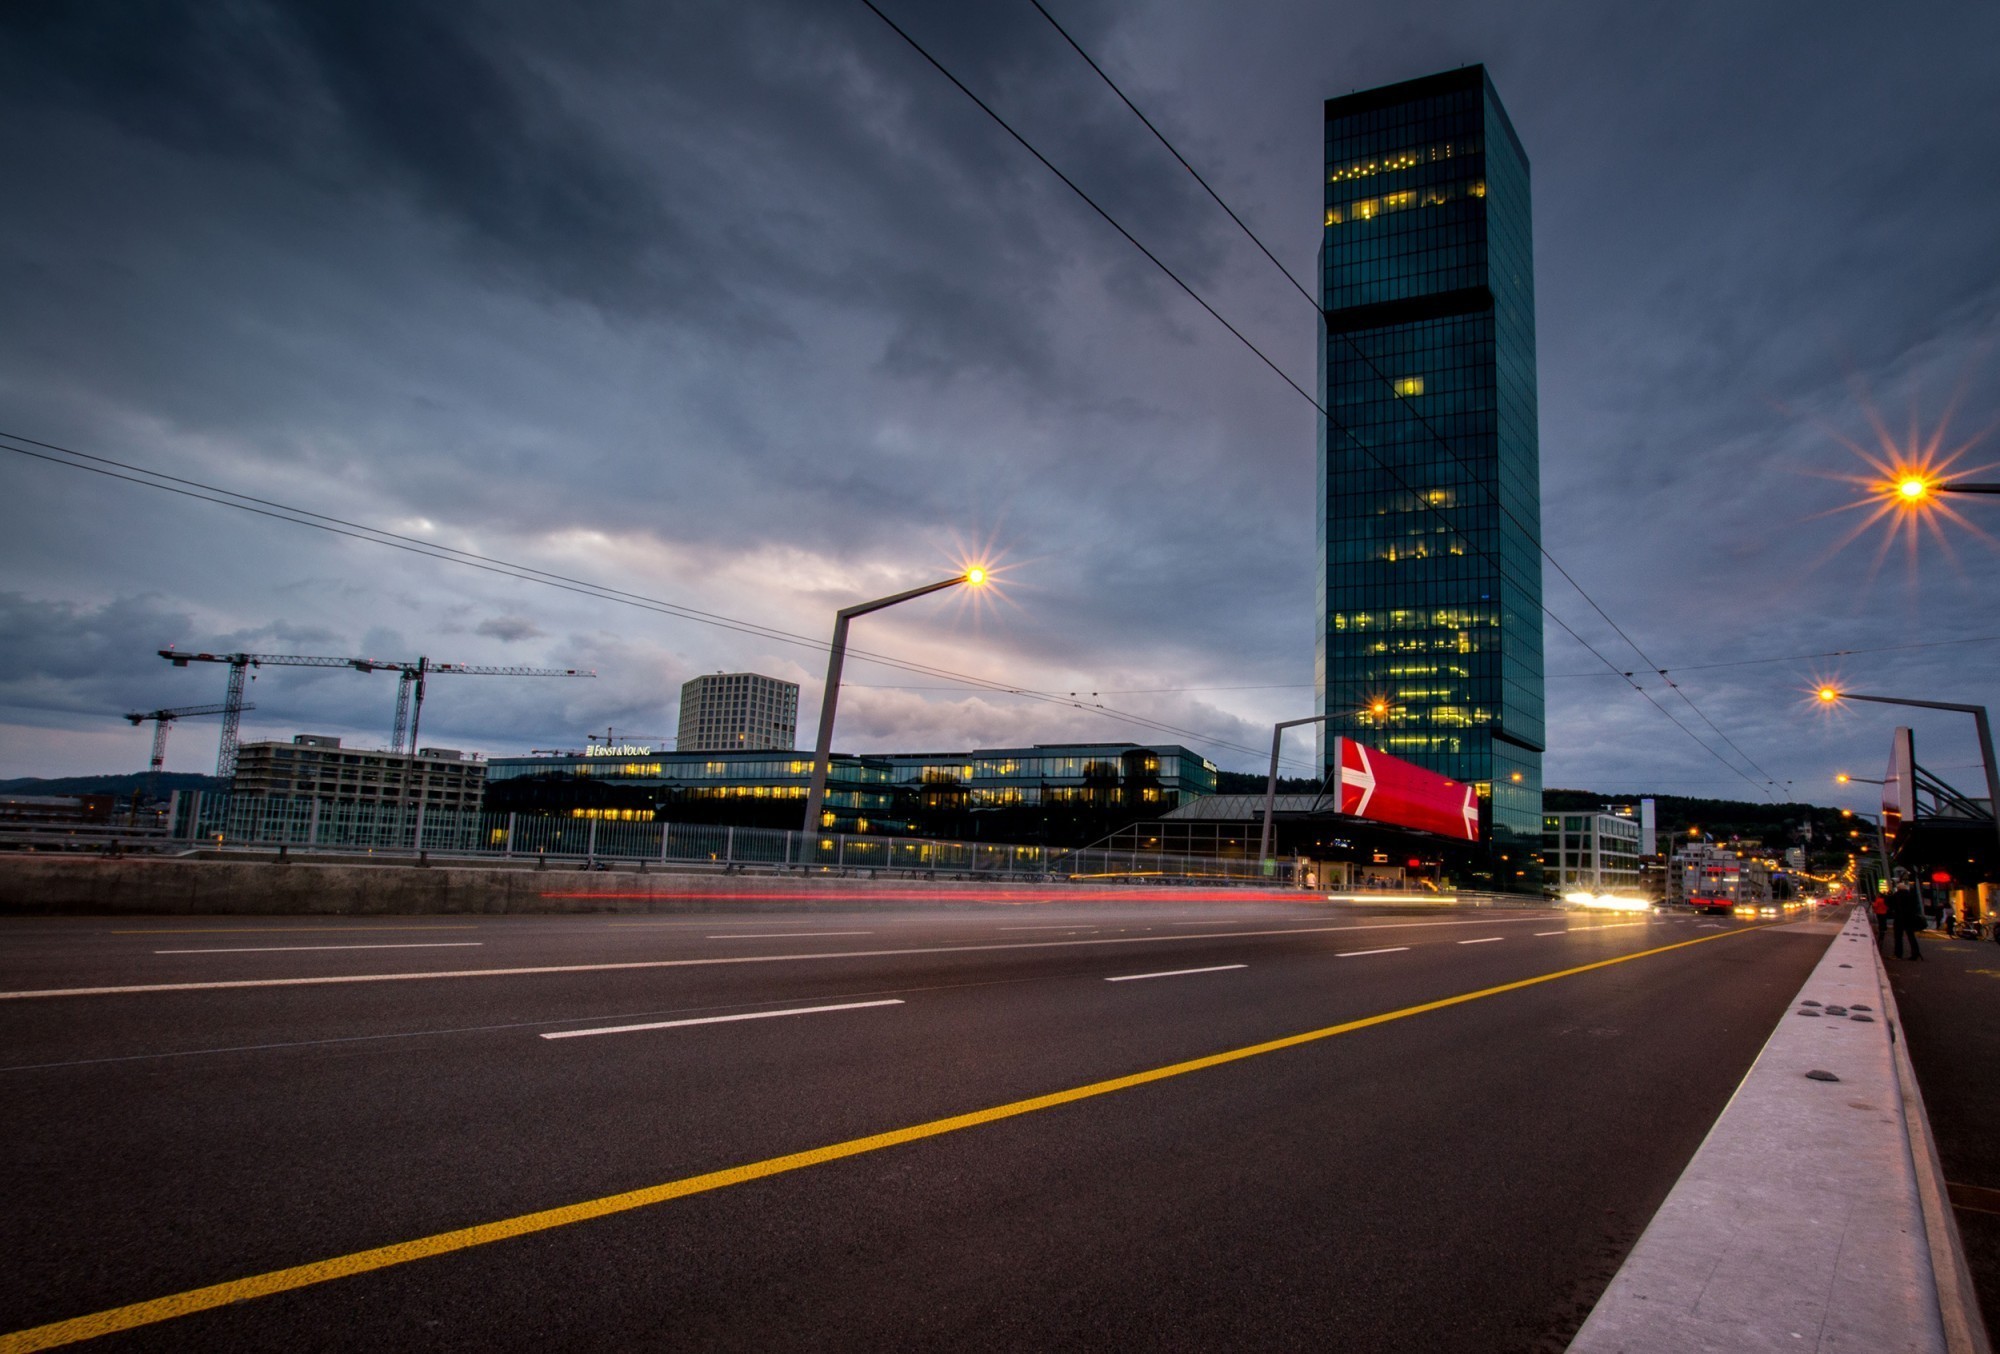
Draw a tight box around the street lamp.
[1260,715,1330,872]
[800,568,987,836]
[1840,807,1891,897]
[1889,475,2000,502]
[1818,686,2000,865]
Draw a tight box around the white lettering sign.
[584,744,655,757]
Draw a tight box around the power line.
[1,431,1325,775]
[865,1,1782,799]
[1546,633,2000,678]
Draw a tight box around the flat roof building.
[1318,66,1544,885]
[232,735,486,812]
[677,673,798,753]
[1543,811,1642,896]
[485,741,1215,843]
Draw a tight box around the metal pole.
[1260,715,1331,869]
[801,573,974,835]
[1973,706,2000,868]
[802,612,852,836]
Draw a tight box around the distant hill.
[1213,771,1325,796]
[1546,788,1855,853]
[0,772,226,799]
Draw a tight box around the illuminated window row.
[1326,138,1481,184]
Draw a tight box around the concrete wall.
[0,855,1280,916]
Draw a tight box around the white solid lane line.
[705,931,873,939]
[2,915,1560,1001]
[154,943,485,955]
[542,999,903,1040]
[1457,937,1503,945]
[1336,947,1410,958]
[1104,964,1247,983]
[1533,930,1568,937]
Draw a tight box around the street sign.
[1332,737,1482,841]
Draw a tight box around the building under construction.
[231,735,486,812]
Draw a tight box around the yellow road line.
[0,923,1776,1352]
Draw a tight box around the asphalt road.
[0,900,1832,1352]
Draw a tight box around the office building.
[484,741,1214,841]
[1317,65,1545,882]
[1543,811,1643,896]
[231,734,487,811]
[677,672,799,753]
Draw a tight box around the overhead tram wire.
[1021,0,1789,798]
[1545,633,2000,678]
[865,1,1780,799]
[0,432,1324,776]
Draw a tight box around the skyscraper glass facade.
[1317,66,1544,884]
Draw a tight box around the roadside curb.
[1878,934,1994,1354]
[1569,908,1949,1352]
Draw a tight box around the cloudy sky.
[2,0,1997,806]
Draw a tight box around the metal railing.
[139,793,1301,884]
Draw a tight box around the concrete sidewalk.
[1570,909,1989,1353]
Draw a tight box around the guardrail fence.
[103,793,1303,884]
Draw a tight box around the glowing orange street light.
[1368,698,1391,719]
[801,565,991,835]
[1817,686,1841,704]
[1895,475,1932,503]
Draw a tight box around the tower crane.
[383,658,596,756]
[158,649,385,778]
[124,702,255,797]
[159,648,596,777]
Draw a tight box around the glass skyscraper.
[1316,65,1544,883]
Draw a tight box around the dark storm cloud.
[1,0,1996,793]
[1,0,750,326]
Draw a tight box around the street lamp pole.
[1260,715,1331,872]
[1821,688,2000,866]
[801,569,984,837]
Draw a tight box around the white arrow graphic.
[1460,784,1479,840]
[1340,741,1377,816]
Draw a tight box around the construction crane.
[383,657,596,755]
[124,702,255,798]
[587,728,670,751]
[158,649,386,778]
[159,648,595,776]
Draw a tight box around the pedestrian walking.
[1887,870,1925,960]
[1871,888,1890,944]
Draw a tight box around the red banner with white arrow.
[1332,737,1482,841]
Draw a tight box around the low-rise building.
[1543,810,1644,895]
[1667,840,1772,907]
[232,735,487,811]
[484,741,1214,842]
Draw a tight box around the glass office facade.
[483,742,1215,843]
[1317,66,1544,885]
